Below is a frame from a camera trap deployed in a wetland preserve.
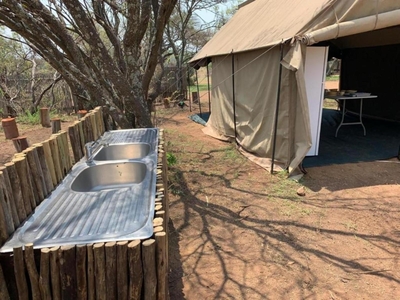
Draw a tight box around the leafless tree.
[0,0,177,128]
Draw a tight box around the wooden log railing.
[0,117,170,299]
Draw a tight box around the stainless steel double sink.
[1,129,158,252]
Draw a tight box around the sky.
[196,1,239,24]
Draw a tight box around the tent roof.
[191,0,400,64]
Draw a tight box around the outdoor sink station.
[0,128,159,252]
[0,107,170,299]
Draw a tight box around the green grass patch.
[326,75,340,81]
[188,84,209,92]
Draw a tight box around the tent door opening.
[305,46,329,156]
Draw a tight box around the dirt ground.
[156,105,399,299]
[1,102,399,299]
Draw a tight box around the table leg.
[335,99,346,137]
[359,98,366,136]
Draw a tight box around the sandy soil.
[158,106,400,300]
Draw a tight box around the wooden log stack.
[0,111,169,300]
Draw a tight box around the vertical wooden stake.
[12,156,34,215]
[78,121,86,156]
[116,241,128,300]
[93,243,106,300]
[4,162,26,222]
[32,143,54,194]
[76,244,87,300]
[0,188,10,244]
[51,118,61,134]
[13,246,29,300]
[39,248,52,300]
[49,247,62,300]
[0,166,19,227]
[0,171,15,235]
[86,244,95,300]
[12,136,29,153]
[59,245,77,300]
[48,137,62,183]
[105,242,117,300]
[40,107,51,127]
[0,265,10,300]
[68,123,83,163]
[41,140,57,187]
[25,243,41,300]
[128,240,143,300]
[142,239,157,300]
[23,147,45,204]
[155,232,168,300]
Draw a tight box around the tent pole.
[271,44,284,174]
[231,51,238,145]
[187,64,192,112]
[195,69,202,117]
[207,63,211,113]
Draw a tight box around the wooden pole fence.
[0,112,169,299]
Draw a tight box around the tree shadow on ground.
[167,149,400,299]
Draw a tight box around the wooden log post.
[142,239,157,300]
[13,246,29,300]
[53,134,67,177]
[93,243,106,300]
[32,143,54,195]
[128,240,143,300]
[23,147,45,204]
[54,131,71,175]
[41,140,57,187]
[25,243,41,300]
[116,241,128,300]
[0,265,10,300]
[51,118,61,134]
[86,244,95,300]
[93,107,104,137]
[68,122,83,163]
[76,245,87,300]
[49,247,62,300]
[59,245,77,300]
[4,162,26,223]
[105,242,117,300]
[2,117,19,139]
[47,137,63,184]
[0,188,10,244]
[12,156,34,215]
[0,172,15,238]
[89,112,98,141]
[60,130,73,170]
[77,121,86,156]
[0,166,19,227]
[12,136,29,153]
[40,107,51,127]
[39,248,52,300]
[155,232,168,300]
[83,116,94,143]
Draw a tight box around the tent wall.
[341,43,400,121]
[207,44,311,171]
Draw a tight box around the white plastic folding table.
[327,94,378,137]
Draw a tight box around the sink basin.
[71,162,147,192]
[94,143,150,161]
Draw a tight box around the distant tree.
[165,0,227,97]
[0,0,178,128]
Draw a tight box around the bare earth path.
[159,107,400,300]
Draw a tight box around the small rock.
[297,186,306,196]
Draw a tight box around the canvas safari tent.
[189,0,400,174]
